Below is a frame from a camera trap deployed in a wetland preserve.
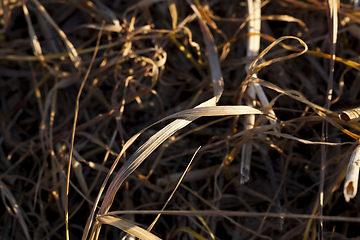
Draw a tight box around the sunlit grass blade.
[98,215,161,240]
[98,98,262,214]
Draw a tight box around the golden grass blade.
[31,0,82,68]
[325,115,360,140]
[0,180,31,240]
[252,36,308,74]
[184,26,201,60]
[187,0,224,102]
[97,215,161,240]
[247,33,360,71]
[262,15,307,29]
[167,0,178,30]
[74,23,123,32]
[344,144,360,202]
[70,22,104,240]
[306,50,360,71]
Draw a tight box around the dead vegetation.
[1,0,360,239]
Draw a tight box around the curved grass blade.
[98,215,161,240]
[99,99,262,215]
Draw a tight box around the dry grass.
[1,0,360,239]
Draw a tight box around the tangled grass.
[1,0,360,239]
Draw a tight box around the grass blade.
[98,215,161,240]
